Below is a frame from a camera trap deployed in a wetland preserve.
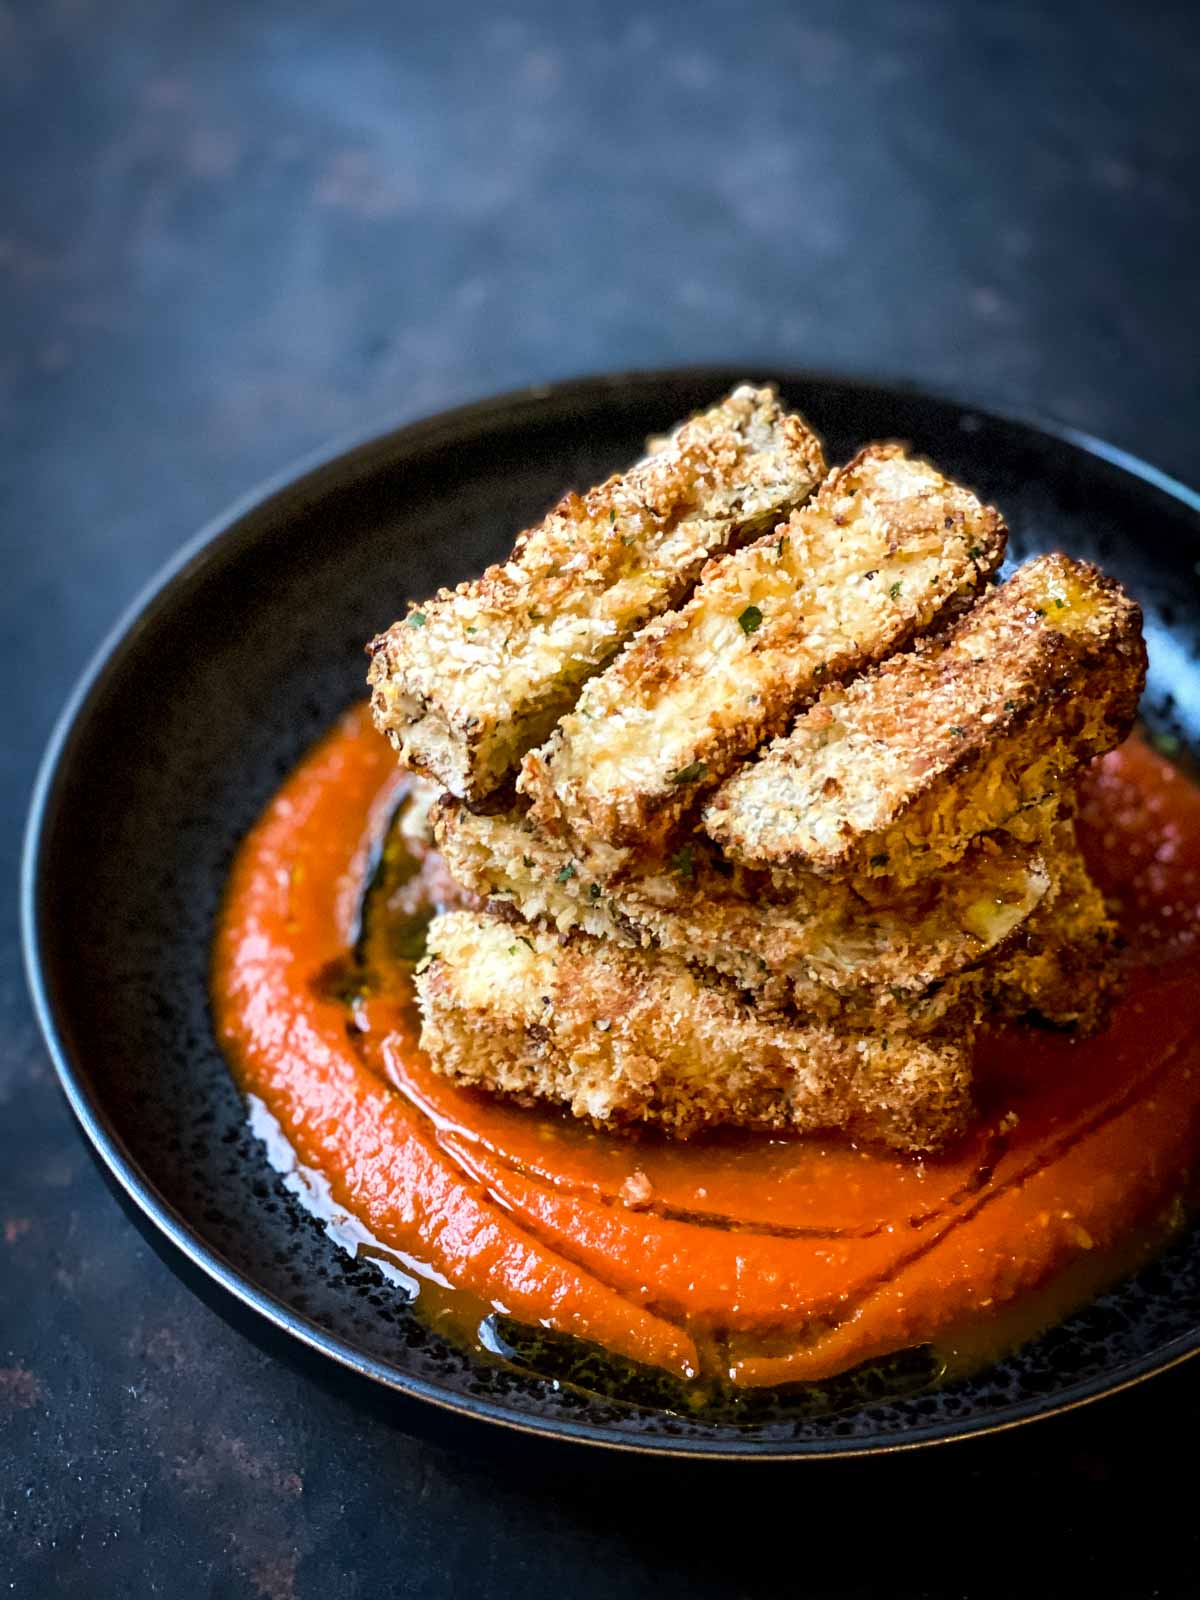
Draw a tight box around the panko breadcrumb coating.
[369,390,1147,1154]
[367,385,824,801]
[703,554,1146,883]
[862,817,1121,1037]
[984,820,1119,1033]
[416,910,976,1153]
[518,445,1006,853]
[433,793,1051,1022]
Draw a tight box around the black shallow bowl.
[23,369,1200,1461]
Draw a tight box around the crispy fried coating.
[862,813,1119,1036]
[433,795,1051,1021]
[984,820,1119,1033]
[518,445,1006,852]
[704,554,1146,884]
[416,910,975,1153]
[383,400,1146,1154]
[367,386,825,801]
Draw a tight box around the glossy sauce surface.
[213,707,1200,1390]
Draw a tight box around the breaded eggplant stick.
[704,554,1146,884]
[519,445,1006,852]
[834,814,1119,1036]
[368,386,825,801]
[984,822,1118,1033]
[416,910,975,1153]
[433,796,1050,1021]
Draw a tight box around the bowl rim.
[21,365,1200,1461]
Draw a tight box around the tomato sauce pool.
[212,706,1200,1399]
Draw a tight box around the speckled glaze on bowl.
[22,370,1200,1460]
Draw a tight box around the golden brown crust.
[518,445,1006,853]
[367,386,825,801]
[983,818,1119,1033]
[433,793,1052,1024]
[417,910,975,1152]
[377,411,1147,1154]
[703,555,1146,883]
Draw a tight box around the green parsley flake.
[870,852,890,868]
[555,863,576,884]
[967,544,983,559]
[588,882,602,901]
[669,845,695,881]
[408,612,427,628]
[738,604,763,635]
[669,760,708,786]
[888,581,903,600]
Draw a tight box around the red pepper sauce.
[212,707,1200,1391]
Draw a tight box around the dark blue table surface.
[3,2,1198,1594]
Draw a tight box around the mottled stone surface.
[2,0,1198,1594]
